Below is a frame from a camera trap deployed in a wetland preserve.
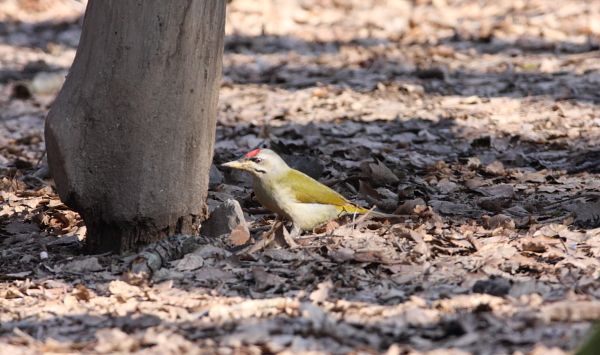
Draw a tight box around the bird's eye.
[250,157,262,163]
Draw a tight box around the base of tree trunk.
[44,1,225,254]
[84,215,201,254]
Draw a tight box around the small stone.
[201,199,249,238]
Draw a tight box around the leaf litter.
[2,0,600,353]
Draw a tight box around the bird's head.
[221,148,290,178]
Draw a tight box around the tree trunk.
[45,0,225,253]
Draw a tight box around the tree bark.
[45,0,225,253]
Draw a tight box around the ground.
[1,0,600,354]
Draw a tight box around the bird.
[221,148,391,235]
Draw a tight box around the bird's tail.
[336,205,402,219]
[336,204,370,215]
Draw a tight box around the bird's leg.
[289,224,302,239]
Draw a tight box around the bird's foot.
[290,224,302,239]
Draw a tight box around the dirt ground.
[2,0,600,354]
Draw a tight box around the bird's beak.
[221,159,247,170]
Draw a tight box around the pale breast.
[253,177,291,218]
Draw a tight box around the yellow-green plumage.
[279,169,369,214]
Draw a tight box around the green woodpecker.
[222,148,376,233]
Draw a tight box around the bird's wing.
[282,169,364,212]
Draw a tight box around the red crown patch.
[245,149,261,158]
